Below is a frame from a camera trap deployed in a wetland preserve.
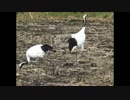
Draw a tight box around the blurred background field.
[17,12,113,22]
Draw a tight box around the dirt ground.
[16,19,114,86]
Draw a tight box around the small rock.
[64,62,73,66]
[16,73,20,77]
[91,63,97,67]
[78,60,86,64]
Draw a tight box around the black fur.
[68,38,77,52]
[41,44,55,53]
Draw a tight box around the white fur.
[70,14,87,50]
[71,27,86,49]
[83,14,87,20]
[26,44,45,63]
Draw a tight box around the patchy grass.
[16,12,113,22]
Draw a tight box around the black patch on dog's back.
[68,38,77,52]
[41,44,53,53]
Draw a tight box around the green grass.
[16,12,113,22]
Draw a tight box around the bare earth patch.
[16,20,114,86]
